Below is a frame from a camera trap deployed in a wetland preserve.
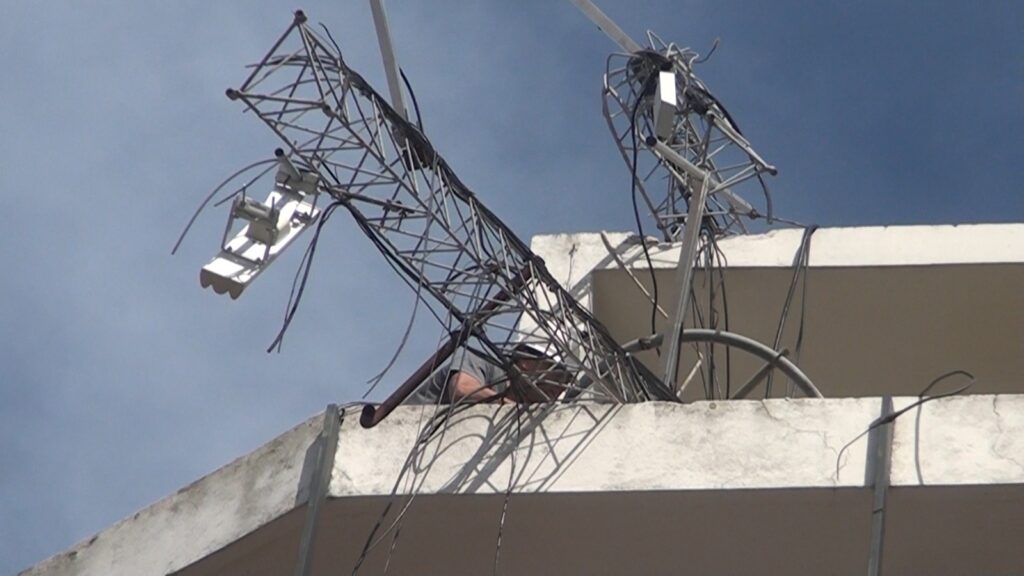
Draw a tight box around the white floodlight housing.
[199,151,321,299]
[653,69,676,141]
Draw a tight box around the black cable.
[765,224,817,396]
[791,227,817,367]
[493,402,524,575]
[835,371,976,478]
[399,67,424,133]
[693,38,720,65]
[627,57,663,346]
[714,238,732,398]
[704,231,733,400]
[267,200,342,353]
[700,233,719,399]
[363,271,426,399]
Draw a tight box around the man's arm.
[447,371,508,403]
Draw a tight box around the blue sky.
[2,1,1021,572]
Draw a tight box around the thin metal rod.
[868,396,894,576]
[731,348,788,399]
[653,135,711,389]
[569,0,643,53]
[599,232,668,319]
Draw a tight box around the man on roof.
[410,344,575,405]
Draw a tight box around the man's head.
[508,344,576,401]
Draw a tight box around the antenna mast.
[571,0,780,388]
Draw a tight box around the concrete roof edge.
[23,396,1024,574]
[532,223,1024,272]
[20,411,327,576]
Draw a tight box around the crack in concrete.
[759,401,843,486]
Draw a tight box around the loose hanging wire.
[267,200,343,352]
[171,158,278,255]
[835,370,976,477]
[765,224,818,396]
[627,52,671,349]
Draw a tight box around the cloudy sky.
[2,0,1021,572]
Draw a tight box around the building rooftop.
[23,223,1024,575]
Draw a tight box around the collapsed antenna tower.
[197,10,677,424]
[182,4,821,420]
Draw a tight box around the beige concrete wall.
[532,225,1024,399]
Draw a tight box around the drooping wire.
[764,224,818,396]
[399,68,425,133]
[267,200,343,353]
[363,296,423,399]
[627,56,664,346]
[695,228,733,400]
[363,252,429,399]
[355,370,515,573]
[356,302,495,573]
[493,401,525,575]
[171,158,278,255]
[835,370,976,478]
[709,233,732,397]
[355,391,463,573]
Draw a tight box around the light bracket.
[199,157,321,299]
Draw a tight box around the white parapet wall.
[532,224,1024,275]
[23,395,1024,576]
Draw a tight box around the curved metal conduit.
[624,329,823,399]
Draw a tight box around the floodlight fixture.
[199,150,321,299]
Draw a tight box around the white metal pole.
[369,0,409,121]
[646,137,711,391]
[569,0,643,53]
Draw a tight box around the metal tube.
[868,396,894,576]
[731,348,787,399]
[621,330,822,398]
[368,0,410,121]
[274,147,301,179]
[677,329,823,398]
[569,0,643,53]
[360,337,461,428]
[651,135,710,390]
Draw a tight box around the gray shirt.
[409,348,509,404]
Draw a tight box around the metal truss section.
[225,11,671,405]
[602,31,778,241]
